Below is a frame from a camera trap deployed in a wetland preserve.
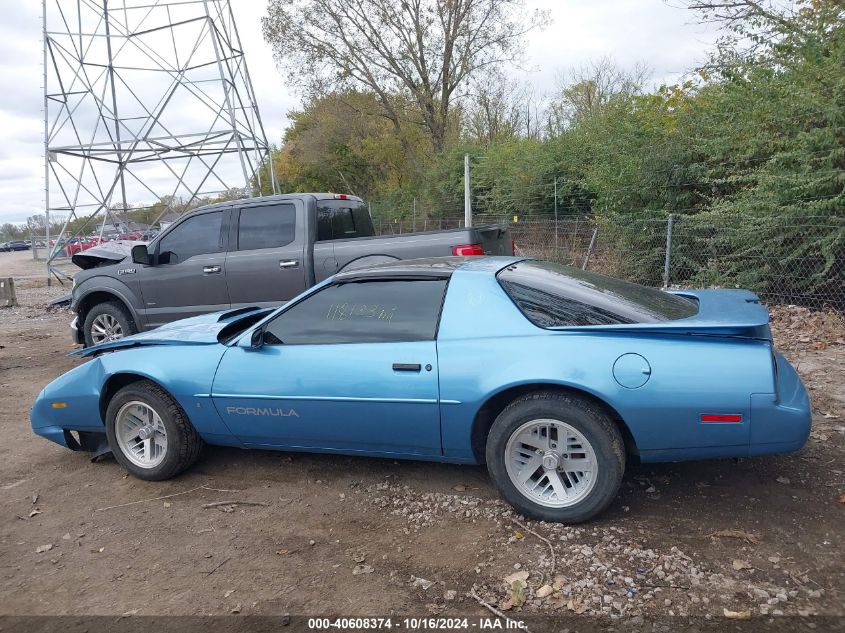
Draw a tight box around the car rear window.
[497,260,698,327]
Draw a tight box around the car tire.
[83,301,137,346]
[486,391,625,523]
[105,379,204,481]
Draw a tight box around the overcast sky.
[0,0,720,226]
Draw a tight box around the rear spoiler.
[552,289,772,340]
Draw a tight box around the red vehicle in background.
[63,238,88,257]
[64,236,109,257]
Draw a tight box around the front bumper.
[31,370,109,454]
[33,424,108,454]
[70,316,83,345]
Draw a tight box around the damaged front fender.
[30,361,108,453]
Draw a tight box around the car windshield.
[497,260,699,327]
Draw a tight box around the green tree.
[256,91,433,212]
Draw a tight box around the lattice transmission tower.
[42,0,277,282]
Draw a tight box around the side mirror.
[249,328,265,350]
[131,244,150,265]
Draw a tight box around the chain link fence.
[376,213,845,309]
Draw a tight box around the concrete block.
[0,277,17,307]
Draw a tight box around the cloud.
[0,0,719,225]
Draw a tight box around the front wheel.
[105,380,203,481]
[486,391,625,523]
[83,301,137,346]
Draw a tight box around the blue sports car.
[31,257,811,522]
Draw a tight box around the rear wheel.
[105,380,203,481]
[83,301,136,346]
[486,391,625,523]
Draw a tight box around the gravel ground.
[0,250,843,629]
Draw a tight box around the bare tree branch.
[262,0,549,151]
[545,57,652,133]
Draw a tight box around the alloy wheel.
[90,313,124,343]
[505,418,598,508]
[114,401,168,469]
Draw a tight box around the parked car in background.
[69,193,512,346]
[1,240,31,251]
[32,257,811,523]
[65,236,112,257]
[64,238,90,257]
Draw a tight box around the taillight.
[452,243,484,256]
[511,239,516,255]
[333,193,349,200]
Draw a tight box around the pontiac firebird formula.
[31,257,811,522]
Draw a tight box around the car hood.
[71,240,144,270]
[71,306,274,357]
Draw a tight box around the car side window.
[157,211,225,264]
[238,204,296,250]
[263,279,448,345]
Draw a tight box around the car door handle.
[202,265,222,274]
[279,259,300,269]
[392,363,421,372]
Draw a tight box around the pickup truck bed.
[330,224,511,273]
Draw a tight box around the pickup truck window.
[263,279,447,345]
[157,211,225,264]
[317,200,376,241]
[238,204,295,250]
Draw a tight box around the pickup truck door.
[225,201,308,309]
[136,208,230,328]
[211,278,447,457]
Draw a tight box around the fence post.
[663,214,674,289]
[553,176,558,255]
[582,228,597,270]
[464,153,472,228]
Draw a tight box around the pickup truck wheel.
[105,380,203,481]
[486,391,625,523]
[83,301,136,346]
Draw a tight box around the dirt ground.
[1,250,843,627]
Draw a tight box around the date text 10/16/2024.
[307,617,528,630]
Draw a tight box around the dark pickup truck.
[70,193,512,345]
